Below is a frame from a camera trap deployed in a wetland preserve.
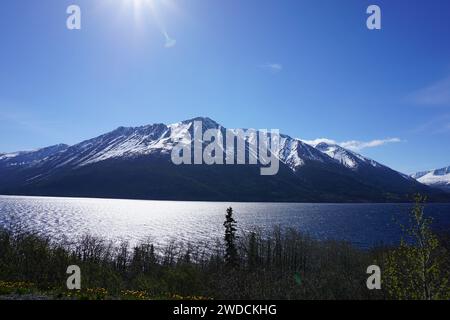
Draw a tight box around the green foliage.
[383,195,450,300]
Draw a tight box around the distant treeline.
[0,196,449,300]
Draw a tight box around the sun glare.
[121,0,174,21]
[121,0,157,17]
[114,0,179,47]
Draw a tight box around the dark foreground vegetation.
[0,196,449,300]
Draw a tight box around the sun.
[132,0,153,7]
[120,0,159,17]
[114,0,178,47]
[121,0,173,20]
[124,0,155,11]
[120,0,178,18]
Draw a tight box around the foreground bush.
[382,195,450,299]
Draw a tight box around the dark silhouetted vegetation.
[223,207,238,268]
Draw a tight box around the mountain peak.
[434,166,450,176]
[314,141,383,170]
[181,117,221,129]
[412,165,450,191]
[314,142,360,169]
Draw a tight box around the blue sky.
[0,0,449,174]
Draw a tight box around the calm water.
[0,195,449,249]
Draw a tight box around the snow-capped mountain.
[313,142,381,170]
[0,117,333,173]
[0,144,69,168]
[311,141,429,194]
[279,137,333,170]
[411,166,450,191]
[0,117,447,202]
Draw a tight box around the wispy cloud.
[0,109,45,134]
[413,113,450,134]
[260,63,283,73]
[340,138,401,151]
[163,31,176,48]
[408,76,450,107]
[301,138,337,147]
[302,137,402,152]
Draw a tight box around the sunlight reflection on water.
[0,195,449,249]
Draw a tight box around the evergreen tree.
[223,207,238,267]
[247,232,259,271]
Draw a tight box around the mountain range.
[411,166,450,192]
[0,117,449,202]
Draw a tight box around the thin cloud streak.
[408,75,450,107]
[413,114,450,134]
[260,63,283,73]
[340,138,401,151]
[302,137,402,152]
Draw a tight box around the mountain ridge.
[411,166,450,192]
[0,117,448,203]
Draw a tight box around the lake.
[0,195,449,249]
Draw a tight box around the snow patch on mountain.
[411,171,431,180]
[0,152,22,160]
[279,138,305,168]
[0,144,69,167]
[412,166,450,190]
[313,142,381,170]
